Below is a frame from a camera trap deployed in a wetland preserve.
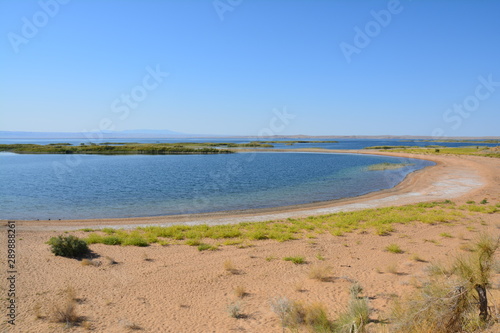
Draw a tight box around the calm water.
[0,152,434,220]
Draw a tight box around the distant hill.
[0,131,498,140]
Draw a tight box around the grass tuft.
[284,256,306,265]
[385,244,404,254]
[308,265,333,282]
[234,285,247,298]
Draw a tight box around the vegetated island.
[0,140,338,155]
[366,162,414,171]
[363,145,500,158]
[402,139,500,144]
[0,143,236,155]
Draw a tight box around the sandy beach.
[1,151,499,332]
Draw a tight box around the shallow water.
[0,152,434,220]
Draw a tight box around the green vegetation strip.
[364,146,500,158]
[415,139,500,144]
[366,162,414,171]
[80,201,498,247]
[0,142,240,154]
[0,140,344,155]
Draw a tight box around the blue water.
[0,152,434,220]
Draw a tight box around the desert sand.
[1,151,499,332]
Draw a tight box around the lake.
[0,152,434,220]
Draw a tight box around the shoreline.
[7,149,494,231]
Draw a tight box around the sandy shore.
[1,152,499,332]
[10,150,497,231]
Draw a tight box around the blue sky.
[1,0,499,137]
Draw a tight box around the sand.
[1,151,499,332]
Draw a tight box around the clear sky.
[1,0,499,137]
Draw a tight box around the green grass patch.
[385,244,404,254]
[363,145,500,158]
[284,256,306,264]
[197,243,217,251]
[78,202,497,248]
[367,162,414,171]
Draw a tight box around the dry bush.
[294,281,305,292]
[410,253,426,262]
[104,256,118,265]
[308,265,334,281]
[270,297,331,331]
[386,263,400,275]
[81,258,100,267]
[224,260,239,274]
[51,286,81,327]
[234,285,247,298]
[227,302,244,319]
[391,234,500,332]
[52,302,79,326]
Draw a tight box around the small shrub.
[270,297,294,328]
[185,239,201,246]
[84,233,103,244]
[52,301,79,326]
[122,236,148,247]
[81,259,100,267]
[51,287,80,327]
[101,228,116,235]
[335,295,370,333]
[234,285,247,298]
[466,200,475,204]
[308,265,333,281]
[386,263,400,275]
[385,244,404,254]
[284,256,306,264]
[316,253,325,261]
[294,282,305,292]
[439,232,453,238]
[102,236,121,245]
[104,256,117,265]
[224,260,238,274]
[480,198,488,204]
[393,234,500,331]
[227,302,243,319]
[47,235,89,258]
[350,283,363,298]
[197,243,215,251]
[410,254,426,262]
[290,302,331,330]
